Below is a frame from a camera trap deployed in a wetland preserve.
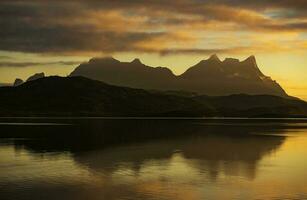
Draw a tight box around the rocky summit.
[70,55,287,97]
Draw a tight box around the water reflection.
[73,134,284,181]
[0,119,307,200]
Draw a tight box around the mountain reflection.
[73,133,284,181]
[5,119,289,180]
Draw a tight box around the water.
[0,118,307,200]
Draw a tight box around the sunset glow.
[0,1,306,99]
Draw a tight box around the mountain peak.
[131,58,142,65]
[26,72,45,82]
[70,55,287,97]
[243,55,257,65]
[13,78,24,87]
[208,54,221,62]
[89,57,119,64]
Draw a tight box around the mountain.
[0,76,306,117]
[26,72,45,82]
[70,55,287,97]
[12,72,46,87]
[0,76,208,117]
[13,78,24,86]
[70,57,176,90]
[195,94,307,117]
[179,55,287,96]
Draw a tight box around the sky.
[0,0,306,99]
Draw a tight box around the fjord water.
[0,119,307,200]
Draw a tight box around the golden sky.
[0,0,306,99]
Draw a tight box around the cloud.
[0,56,12,59]
[0,18,166,53]
[0,61,81,67]
[0,0,307,55]
[159,47,248,56]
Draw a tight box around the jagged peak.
[155,66,175,74]
[195,54,221,65]
[28,72,45,78]
[37,72,45,76]
[243,55,257,65]
[13,78,24,87]
[207,54,221,62]
[14,78,23,82]
[131,58,142,65]
[89,56,119,64]
[241,55,266,76]
[26,72,45,82]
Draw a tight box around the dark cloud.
[0,18,165,53]
[213,0,307,11]
[263,21,307,31]
[0,0,167,53]
[159,46,250,56]
[0,61,81,67]
[0,0,306,55]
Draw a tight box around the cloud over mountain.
[1,0,307,55]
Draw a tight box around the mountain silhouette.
[12,72,45,87]
[0,76,306,117]
[70,55,287,96]
[13,78,24,86]
[70,57,176,91]
[0,76,207,117]
[26,72,45,82]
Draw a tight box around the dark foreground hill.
[0,76,306,117]
[0,76,208,117]
[70,55,287,97]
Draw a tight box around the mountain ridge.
[0,76,306,117]
[70,55,287,97]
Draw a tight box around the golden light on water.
[1,122,307,200]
